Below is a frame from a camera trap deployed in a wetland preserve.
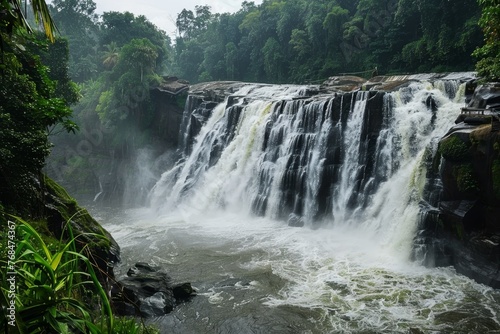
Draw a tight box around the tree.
[167,0,483,84]
[120,38,158,82]
[194,5,213,31]
[49,0,98,35]
[225,42,238,80]
[99,11,169,68]
[263,37,285,82]
[176,9,196,38]
[474,0,500,81]
[0,42,76,209]
[96,38,159,129]
[32,36,80,106]
[102,41,120,69]
[49,0,99,82]
[1,0,56,41]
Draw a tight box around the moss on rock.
[454,164,479,193]
[439,135,470,162]
[42,175,120,265]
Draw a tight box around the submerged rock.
[112,262,196,317]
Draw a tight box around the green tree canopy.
[169,0,482,84]
[474,0,500,81]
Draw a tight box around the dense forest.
[48,0,487,86]
[173,0,484,83]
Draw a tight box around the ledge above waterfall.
[321,72,478,93]
[188,81,321,103]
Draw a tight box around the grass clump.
[1,216,114,333]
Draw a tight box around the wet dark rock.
[320,76,367,92]
[467,84,500,110]
[419,84,500,289]
[140,292,175,317]
[173,283,196,300]
[128,262,161,276]
[112,263,196,317]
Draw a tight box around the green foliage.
[49,35,164,171]
[48,3,170,82]
[455,164,480,193]
[99,11,169,68]
[171,0,481,84]
[0,0,56,41]
[30,36,81,105]
[103,317,160,334]
[439,136,471,162]
[49,0,100,82]
[0,43,76,210]
[0,217,113,333]
[95,38,159,130]
[473,0,500,81]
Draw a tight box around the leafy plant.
[0,39,77,213]
[1,0,56,41]
[102,317,160,334]
[1,216,113,333]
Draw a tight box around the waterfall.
[149,79,468,259]
[93,178,104,202]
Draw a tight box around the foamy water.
[100,208,500,334]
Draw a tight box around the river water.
[97,77,500,333]
[100,207,500,334]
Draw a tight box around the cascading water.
[150,80,461,251]
[104,76,500,333]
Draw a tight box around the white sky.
[93,0,263,38]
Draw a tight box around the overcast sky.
[93,0,263,38]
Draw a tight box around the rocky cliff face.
[420,83,500,287]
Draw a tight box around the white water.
[102,79,500,333]
[102,208,500,333]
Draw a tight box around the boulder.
[467,84,500,110]
[112,262,196,318]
